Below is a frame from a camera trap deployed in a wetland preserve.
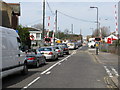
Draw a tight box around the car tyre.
[66,52,69,55]
[36,61,39,68]
[21,63,28,75]
[43,58,46,65]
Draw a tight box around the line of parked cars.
[26,43,70,68]
[25,41,83,68]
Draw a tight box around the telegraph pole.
[71,24,73,34]
[54,10,57,45]
[55,10,57,37]
[42,0,45,39]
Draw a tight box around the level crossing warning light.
[95,37,101,41]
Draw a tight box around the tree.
[92,26,110,37]
[32,23,43,30]
[64,28,69,34]
[16,25,31,49]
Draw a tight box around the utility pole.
[58,27,59,39]
[71,24,73,34]
[80,29,82,39]
[54,10,57,45]
[42,0,45,40]
[55,10,57,36]
[80,29,82,35]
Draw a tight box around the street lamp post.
[90,6,99,55]
[90,6,99,37]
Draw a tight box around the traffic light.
[95,37,101,41]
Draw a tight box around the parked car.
[56,43,69,55]
[67,42,76,50]
[54,45,64,57]
[1,26,28,78]
[37,46,58,60]
[26,53,46,68]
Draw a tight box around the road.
[2,46,118,89]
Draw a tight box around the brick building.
[0,1,20,29]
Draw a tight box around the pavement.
[88,48,119,89]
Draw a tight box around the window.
[17,37,21,43]
[36,33,40,39]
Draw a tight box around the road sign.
[30,35,35,40]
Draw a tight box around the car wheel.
[43,58,46,65]
[53,56,55,60]
[21,63,28,75]
[56,56,58,60]
[66,52,69,55]
[36,61,39,68]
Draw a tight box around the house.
[0,1,20,29]
[104,34,118,44]
[28,28,43,48]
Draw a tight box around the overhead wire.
[46,0,55,16]
[57,10,96,23]
[25,16,53,25]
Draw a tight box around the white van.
[0,26,28,78]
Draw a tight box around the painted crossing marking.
[104,66,113,77]
[111,67,119,76]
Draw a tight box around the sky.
[3,0,119,36]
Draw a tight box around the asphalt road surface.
[2,46,116,89]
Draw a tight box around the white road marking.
[79,47,82,50]
[97,80,101,82]
[58,63,61,65]
[41,51,76,75]
[88,49,95,51]
[21,48,79,89]
[46,71,51,75]
[23,77,40,89]
[104,66,113,77]
[111,67,119,76]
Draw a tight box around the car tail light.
[27,57,35,60]
[58,50,61,52]
[64,48,68,50]
[49,52,53,55]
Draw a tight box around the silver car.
[54,45,64,57]
[37,46,58,60]
[26,53,46,68]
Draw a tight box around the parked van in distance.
[1,26,28,78]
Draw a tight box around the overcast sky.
[3,0,119,36]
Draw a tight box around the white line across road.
[104,66,119,77]
[111,67,119,76]
[104,66,113,77]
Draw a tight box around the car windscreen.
[38,48,52,51]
